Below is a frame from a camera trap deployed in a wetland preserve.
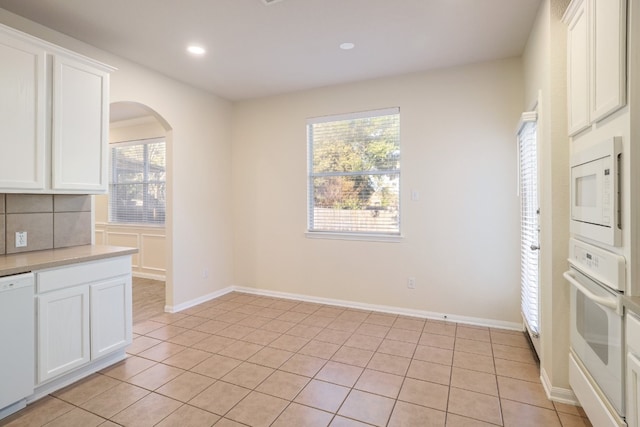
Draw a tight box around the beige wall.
[232,59,524,326]
[522,0,572,397]
[0,8,235,310]
[94,222,166,280]
[94,116,168,280]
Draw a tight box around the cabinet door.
[0,29,47,190]
[51,54,109,193]
[590,0,626,122]
[90,276,132,359]
[566,0,591,136]
[37,286,90,383]
[628,352,640,427]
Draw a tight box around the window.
[517,110,540,355]
[109,138,166,225]
[307,108,400,236]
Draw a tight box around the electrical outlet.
[203,268,209,279]
[407,277,416,289]
[15,231,27,248]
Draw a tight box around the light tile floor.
[1,290,593,426]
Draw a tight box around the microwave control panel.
[602,165,611,225]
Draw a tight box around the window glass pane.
[311,173,399,233]
[518,116,539,338]
[307,108,400,235]
[109,138,166,225]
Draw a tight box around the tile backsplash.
[0,194,91,255]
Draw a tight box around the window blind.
[518,112,539,337]
[307,108,400,234]
[109,138,166,225]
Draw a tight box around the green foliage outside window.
[308,109,400,234]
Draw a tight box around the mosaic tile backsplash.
[0,194,91,255]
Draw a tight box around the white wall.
[232,59,524,326]
[0,9,235,310]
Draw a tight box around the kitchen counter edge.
[0,245,139,277]
[623,295,640,318]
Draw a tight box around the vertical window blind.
[518,112,539,338]
[109,138,166,225]
[307,108,400,235]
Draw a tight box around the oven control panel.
[568,238,626,292]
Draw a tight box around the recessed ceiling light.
[339,42,355,50]
[187,45,206,55]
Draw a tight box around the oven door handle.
[563,271,622,315]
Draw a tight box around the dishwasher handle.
[563,270,622,315]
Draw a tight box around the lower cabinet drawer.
[37,257,131,293]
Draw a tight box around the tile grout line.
[5,284,592,427]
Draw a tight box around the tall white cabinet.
[564,0,627,136]
[0,24,113,194]
[628,312,640,427]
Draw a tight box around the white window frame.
[108,137,166,226]
[305,107,402,242]
[517,109,540,356]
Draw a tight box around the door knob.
[530,244,540,251]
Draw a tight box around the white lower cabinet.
[36,257,132,385]
[626,312,640,427]
[90,277,132,359]
[37,285,90,383]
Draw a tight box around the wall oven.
[564,238,626,427]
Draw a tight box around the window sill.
[97,221,165,229]
[305,231,403,243]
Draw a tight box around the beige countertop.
[624,296,640,317]
[0,245,138,277]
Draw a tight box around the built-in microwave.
[570,136,622,247]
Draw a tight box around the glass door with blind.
[518,111,540,357]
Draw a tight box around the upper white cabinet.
[52,55,110,192]
[0,30,47,190]
[0,24,113,194]
[590,0,627,122]
[565,0,591,135]
[564,0,627,136]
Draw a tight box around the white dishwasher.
[0,273,34,418]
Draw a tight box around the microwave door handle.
[563,271,622,315]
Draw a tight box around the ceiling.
[0,0,542,101]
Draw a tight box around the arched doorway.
[94,101,172,322]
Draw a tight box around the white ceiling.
[0,0,542,101]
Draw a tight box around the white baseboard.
[166,284,522,330]
[541,366,579,405]
[133,271,166,281]
[232,286,522,331]
[165,286,235,313]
